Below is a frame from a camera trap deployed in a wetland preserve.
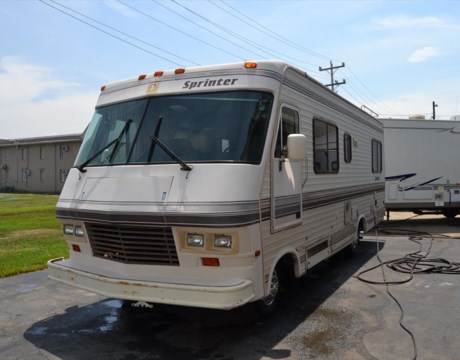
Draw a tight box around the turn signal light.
[72,244,81,252]
[202,257,220,267]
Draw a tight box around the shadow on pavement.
[24,241,382,360]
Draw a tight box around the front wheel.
[255,267,282,317]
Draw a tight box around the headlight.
[63,224,74,235]
[214,234,232,248]
[187,233,204,247]
[74,226,84,237]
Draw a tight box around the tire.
[347,221,363,256]
[255,266,283,317]
[443,209,458,219]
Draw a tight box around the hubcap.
[264,270,280,306]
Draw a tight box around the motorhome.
[48,60,385,313]
[382,117,460,219]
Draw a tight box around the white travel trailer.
[48,60,385,313]
[382,117,460,218]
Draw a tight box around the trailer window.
[344,133,352,163]
[372,139,383,173]
[313,119,339,173]
[274,107,299,158]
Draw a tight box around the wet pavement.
[1,213,460,360]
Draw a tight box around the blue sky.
[1,0,460,139]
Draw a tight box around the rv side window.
[313,119,339,173]
[275,107,299,158]
[372,139,383,173]
[344,133,352,163]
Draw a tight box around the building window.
[22,169,30,182]
[40,146,45,160]
[344,133,352,163]
[22,147,28,161]
[372,139,383,173]
[40,168,45,183]
[60,169,69,183]
[313,119,339,173]
[275,107,300,158]
[60,145,70,159]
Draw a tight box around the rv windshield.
[75,91,273,168]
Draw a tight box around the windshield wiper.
[77,119,132,173]
[147,116,192,172]
[149,134,193,171]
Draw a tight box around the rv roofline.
[99,60,380,126]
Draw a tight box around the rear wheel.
[347,220,364,256]
[443,209,458,219]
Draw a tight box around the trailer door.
[271,106,303,231]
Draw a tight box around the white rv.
[382,117,460,218]
[48,60,385,313]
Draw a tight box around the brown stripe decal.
[57,184,384,227]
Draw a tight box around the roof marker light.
[154,71,164,77]
[175,68,185,74]
[100,85,107,91]
[138,74,147,80]
[244,61,257,69]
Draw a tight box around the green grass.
[0,193,69,277]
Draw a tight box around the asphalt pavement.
[1,212,460,360]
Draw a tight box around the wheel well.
[275,253,298,291]
[357,217,366,233]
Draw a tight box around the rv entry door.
[271,106,303,231]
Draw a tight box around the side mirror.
[287,134,307,161]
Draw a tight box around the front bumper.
[47,258,255,310]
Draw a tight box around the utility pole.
[319,61,346,92]
[432,101,438,119]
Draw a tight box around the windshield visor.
[75,91,273,168]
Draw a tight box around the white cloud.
[103,0,138,18]
[0,57,67,103]
[375,15,452,29]
[0,57,98,139]
[408,47,439,63]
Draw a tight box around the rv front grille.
[85,223,179,266]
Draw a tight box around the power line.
[214,0,333,62]
[168,0,330,77]
[149,0,265,60]
[116,0,247,60]
[345,67,396,114]
[46,0,199,66]
[211,0,393,113]
[169,0,277,59]
[160,0,320,68]
[206,0,321,70]
[38,0,187,67]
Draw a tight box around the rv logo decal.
[182,78,239,90]
[385,173,443,191]
[146,83,160,94]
